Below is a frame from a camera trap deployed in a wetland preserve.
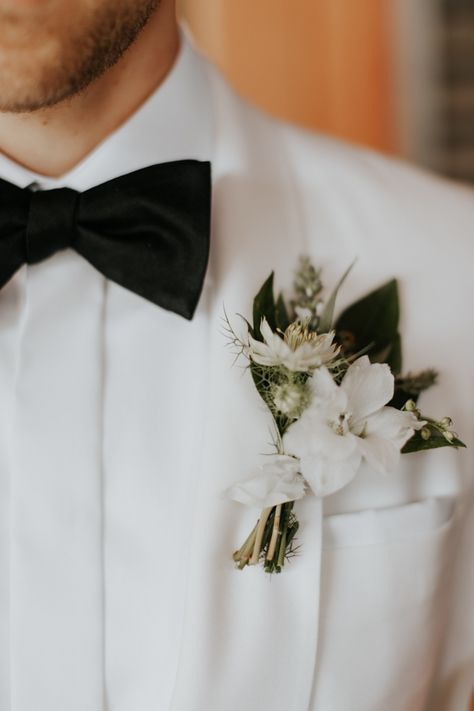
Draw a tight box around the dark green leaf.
[252,272,276,338]
[402,427,466,454]
[385,332,402,374]
[275,292,291,332]
[335,279,400,364]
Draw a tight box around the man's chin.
[0,87,55,114]
[0,55,63,113]
[0,0,162,113]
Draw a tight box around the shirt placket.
[8,251,106,711]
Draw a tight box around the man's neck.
[0,6,180,178]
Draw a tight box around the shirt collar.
[0,24,214,191]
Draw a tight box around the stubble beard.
[0,0,160,113]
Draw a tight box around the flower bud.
[421,427,431,441]
[273,382,308,419]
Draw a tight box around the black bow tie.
[0,160,212,320]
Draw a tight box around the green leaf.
[402,427,466,454]
[335,279,400,364]
[252,272,276,338]
[319,261,355,333]
[275,292,291,332]
[386,332,402,374]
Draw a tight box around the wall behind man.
[178,0,397,154]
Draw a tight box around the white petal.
[341,356,394,420]
[300,452,361,497]
[283,416,315,456]
[325,430,361,461]
[282,346,314,372]
[259,317,276,345]
[365,407,422,449]
[309,366,341,405]
[288,418,357,458]
[282,332,339,372]
[357,434,400,476]
[247,334,274,364]
[248,336,288,368]
[226,455,306,508]
[306,371,348,429]
[247,318,293,367]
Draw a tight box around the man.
[0,1,472,710]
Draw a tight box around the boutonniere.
[224,257,465,574]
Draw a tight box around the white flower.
[247,317,339,372]
[226,454,306,508]
[283,356,424,497]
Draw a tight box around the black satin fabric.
[0,160,212,320]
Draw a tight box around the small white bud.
[273,382,307,418]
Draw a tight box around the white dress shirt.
[0,28,215,711]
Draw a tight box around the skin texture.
[0,0,179,175]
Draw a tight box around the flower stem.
[249,507,273,565]
[233,521,259,567]
[266,504,282,561]
[277,524,287,569]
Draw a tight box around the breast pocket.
[310,496,461,711]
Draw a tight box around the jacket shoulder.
[206,58,474,235]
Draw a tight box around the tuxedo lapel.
[169,74,323,711]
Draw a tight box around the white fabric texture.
[0,23,473,711]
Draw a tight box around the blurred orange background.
[180,1,474,184]
[179,0,397,154]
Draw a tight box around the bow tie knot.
[25,187,79,265]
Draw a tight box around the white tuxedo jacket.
[0,30,473,711]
